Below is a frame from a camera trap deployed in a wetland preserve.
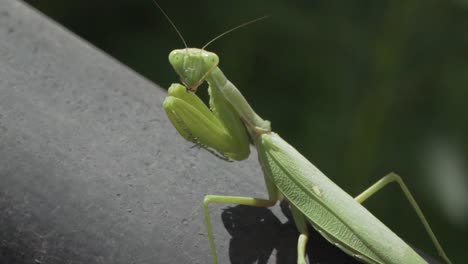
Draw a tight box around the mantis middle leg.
[354,172,452,264]
[203,195,277,264]
[289,204,310,264]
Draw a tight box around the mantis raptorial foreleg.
[354,173,452,264]
[203,195,277,264]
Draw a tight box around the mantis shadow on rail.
[221,201,442,264]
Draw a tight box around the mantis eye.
[168,50,184,65]
[171,54,182,62]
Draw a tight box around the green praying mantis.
[155,2,453,263]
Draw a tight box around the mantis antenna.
[151,0,188,48]
[202,15,269,50]
[152,0,267,50]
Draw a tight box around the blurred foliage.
[26,0,467,262]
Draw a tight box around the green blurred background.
[25,0,467,262]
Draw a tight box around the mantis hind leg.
[203,195,277,264]
[354,172,452,264]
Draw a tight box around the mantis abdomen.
[257,132,427,264]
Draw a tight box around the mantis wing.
[256,132,427,264]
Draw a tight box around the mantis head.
[153,0,266,93]
[169,48,219,92]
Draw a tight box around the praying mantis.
[155,2,453,263]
